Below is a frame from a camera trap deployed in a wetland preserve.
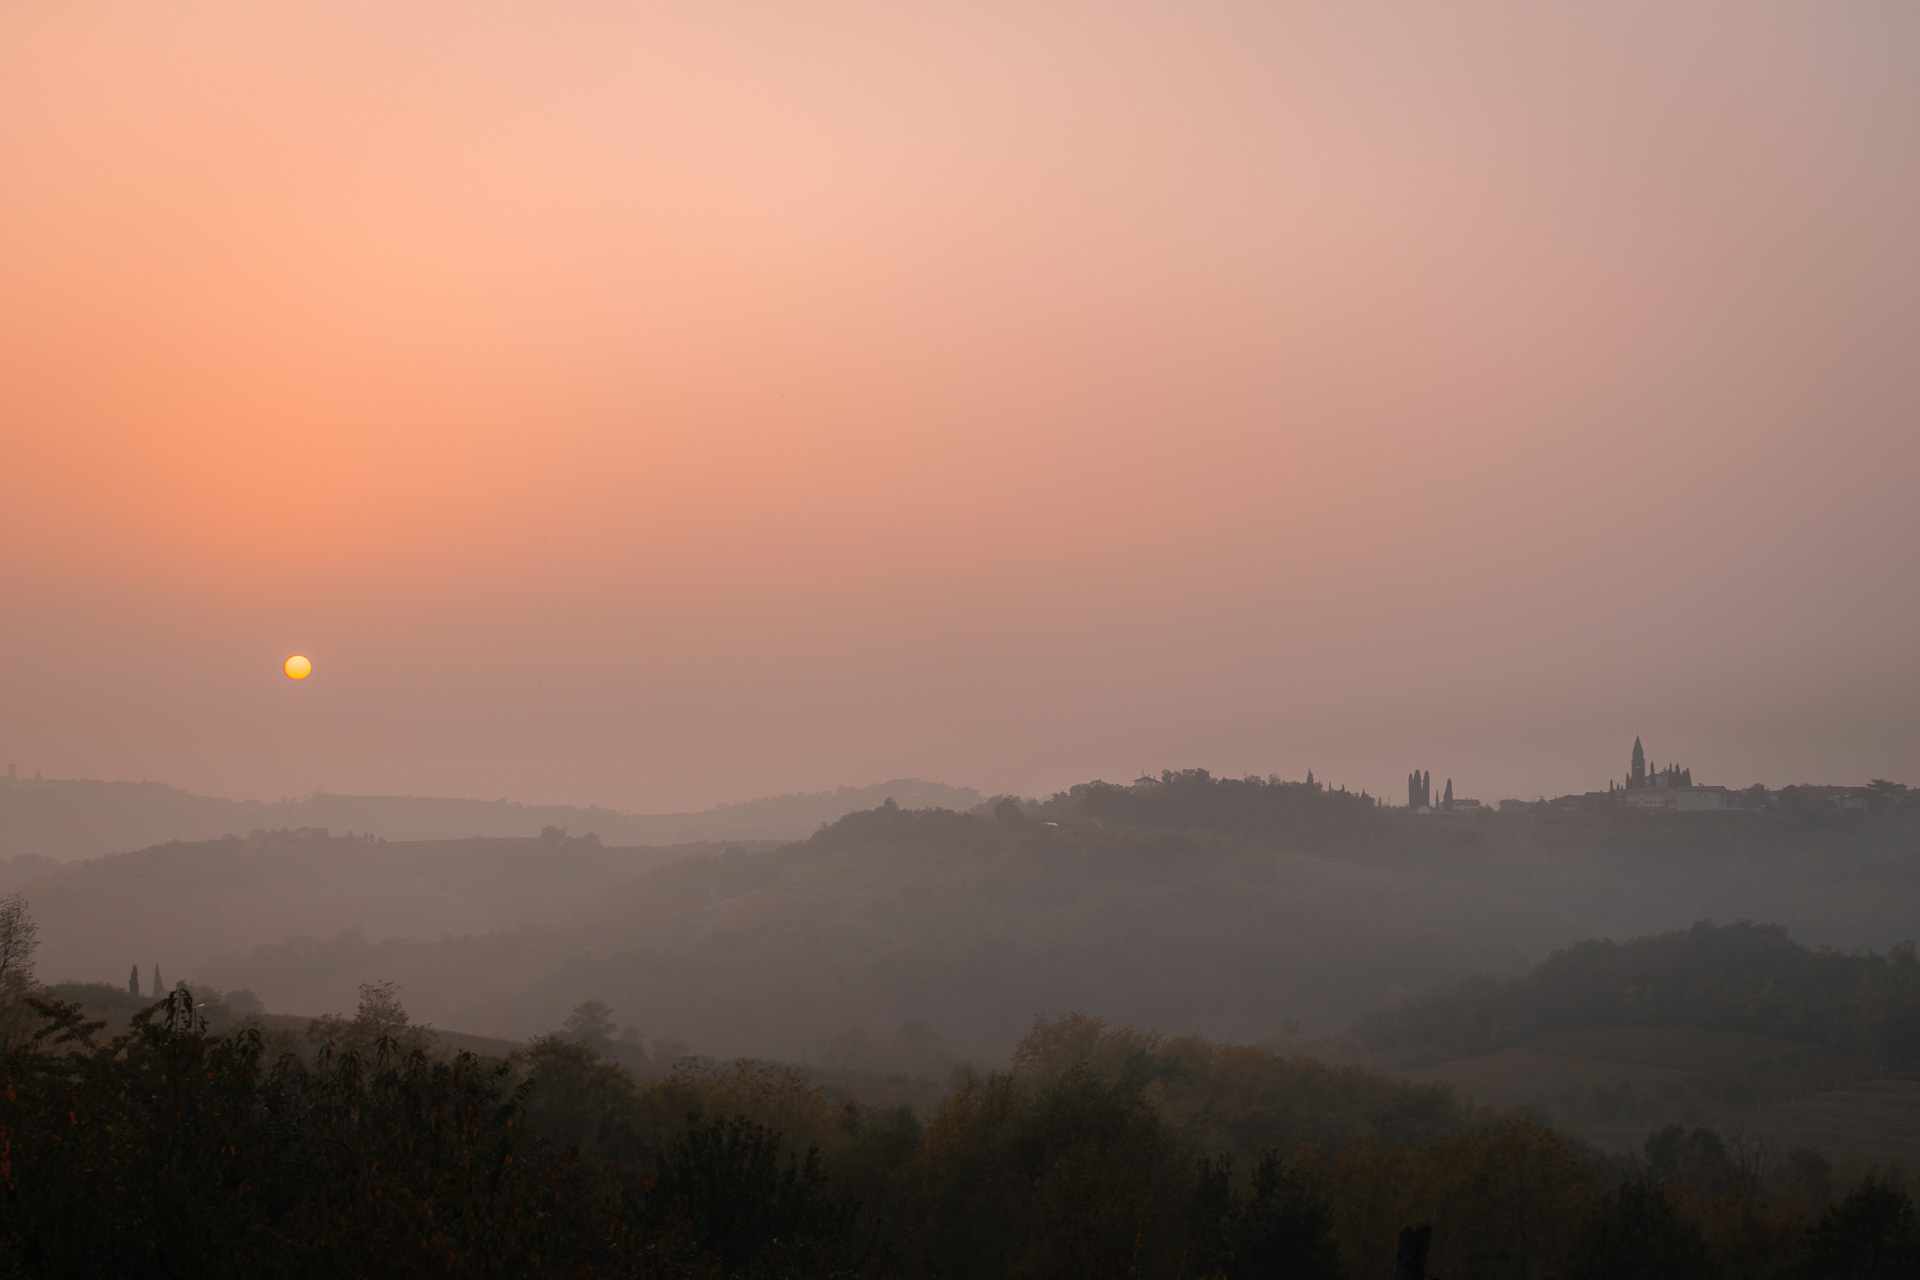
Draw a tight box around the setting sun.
[284,655,311,680]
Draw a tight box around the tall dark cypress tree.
[128,964,140,997]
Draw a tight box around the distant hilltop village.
[1404,738,1911,817]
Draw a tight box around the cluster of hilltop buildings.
[1598,736,1729,811]
[1407,738,1908,816]
[1543,736,1905,814]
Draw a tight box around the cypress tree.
[128,963,140,997]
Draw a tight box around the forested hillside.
[1356,920,1920,1069]
[7,990,1916,1279]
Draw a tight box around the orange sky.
[3,3,1917,809]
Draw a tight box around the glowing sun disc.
[284,655,312,680]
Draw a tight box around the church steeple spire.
[1630,736,1646,787]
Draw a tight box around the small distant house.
[1672,786,1731,811]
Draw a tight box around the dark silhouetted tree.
[1567,1178,1716,1280]
[563,997,617,1056]
[1799,1177,1920,1279]
[0,892,39,999]
[1191,1149,1343,1279]
[650,1113,855,1274]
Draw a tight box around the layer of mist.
[0,773,980,862]
[10,771,1918,1072]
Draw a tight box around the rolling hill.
[12,773,1919,1074]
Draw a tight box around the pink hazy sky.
[3,3,1916,810]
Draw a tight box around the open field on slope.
[1738,1080,1920,1162]
[1389,1024,1917,1157]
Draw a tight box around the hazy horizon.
[1,752,1911,821]
[5,3,1917,811]
[2,766,976,818]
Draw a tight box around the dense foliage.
[2,998,607,1276]
[5,994,1919,1279]
[1049,771,1379,843]
[0,992,873,1278]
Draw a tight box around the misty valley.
[6,770,1920,1276]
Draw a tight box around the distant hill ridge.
[0,774,981,862]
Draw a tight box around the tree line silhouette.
[4,990,1918,1277]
